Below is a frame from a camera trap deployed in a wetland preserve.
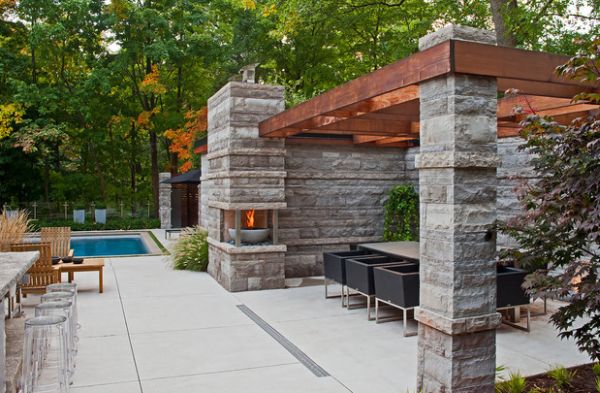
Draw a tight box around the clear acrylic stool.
[21,315,70,393]
[45,284,79,329]
[40,292,78,347]
[35,301,76,378]
[46,283,78,296]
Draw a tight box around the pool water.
[71,236,149,257]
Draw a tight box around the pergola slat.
[374,136,416,145]
[497,78,593,98]
[354,135,388,144]
[497,95,574,118]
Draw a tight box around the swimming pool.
[71,235,150,257]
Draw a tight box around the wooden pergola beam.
[258,39,599,144]
[259,42,450,137]
[275,86,420,137]
[537,103,598,118]
[314,118,419,134]
[326,85,419,117]
[497,95,574,118]
[496,79,592,98]
[453,41,588,88]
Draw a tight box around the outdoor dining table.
[358,241,420,262]
[0,251,39,393]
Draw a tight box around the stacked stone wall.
[496,137,537,249]
[281,143,419,277]
[207,241,286,291]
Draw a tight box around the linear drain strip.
[237,304,330,377]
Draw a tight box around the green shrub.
[383,184,418,241]
[547,366,575,389]
[172,226,209,272]
[495,372,526,393]
[593,363,600,377]
[29,218,160,231]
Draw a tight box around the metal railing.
[1,201,157,221]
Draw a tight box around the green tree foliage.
[500,39,600,360]
[383,184,418,241]
[0,0,598,209]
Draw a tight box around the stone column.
[415,25,501,392]
[200,154,209,229]
[159,172,172,229]
[205,82,287,291]
[0,298,5,393]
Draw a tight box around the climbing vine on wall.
[383,184,419,241]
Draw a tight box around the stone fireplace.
[202,81,287,291]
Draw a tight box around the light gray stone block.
[418,24,497,51]
[282,144,413,277]
[159,172,172,229]
[206,82,287,291]
[416,25,499,393]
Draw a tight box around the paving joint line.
[110,258,145,393]
[139,362,300,382]
[126,322,255,336]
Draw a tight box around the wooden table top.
[53,258,104,271]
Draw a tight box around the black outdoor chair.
[345,255,410,320]
[497,265,531,331]
[323,250,377,305]
[373,263,419,336]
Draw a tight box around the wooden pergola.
[259,40,599,146]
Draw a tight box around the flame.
[245,209,255,229]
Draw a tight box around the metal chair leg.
[402,308,418,337]
[324,278,344,303]
[500,305,531,332]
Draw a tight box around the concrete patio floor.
[22,251,591,393]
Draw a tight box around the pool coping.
[71,230,165,257]
[26,230,167,258]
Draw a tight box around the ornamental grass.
[172,226,209,272]
[0,210,32,251]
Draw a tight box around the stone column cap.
[419,24,496,51]
[415,307,501,335]
[208,81,285,107]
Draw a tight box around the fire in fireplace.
[245,209,255,229]
[228,209,271,244]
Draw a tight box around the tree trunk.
[150,130,159,217]
[170,152,179,174]
[43,159,49,202]
[31,47,37,84]
[130,121,137,216]
[489,0,518,47]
